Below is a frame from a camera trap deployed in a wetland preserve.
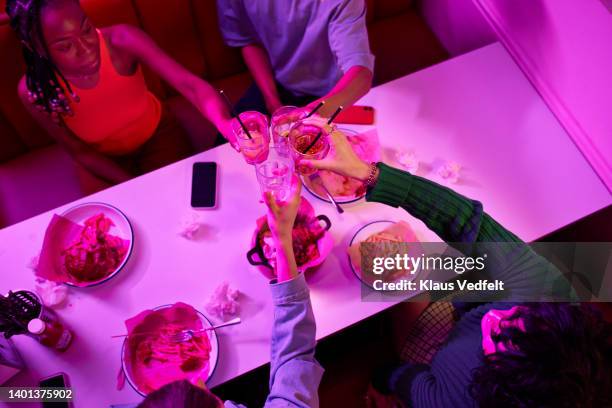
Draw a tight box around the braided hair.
[6,0,78,120]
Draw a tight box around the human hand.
[263,175,302,241]
[300,120,371,181]
[220,118,240,152]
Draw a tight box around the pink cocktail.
[288,121,331,175]
[233,111,270,165]
[271,106,307,148]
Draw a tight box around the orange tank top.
[63,30,162,156]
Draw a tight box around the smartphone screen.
[191,162,218,208]
[39,373,70,408]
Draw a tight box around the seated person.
[6,0,236,185]
[216,0,374,118]
[138,177,324,407]
[303,128,612,408]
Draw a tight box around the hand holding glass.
[271,106,308,149]
[256,147,294,202]
[288,121,332,175]
[232,111,270,165]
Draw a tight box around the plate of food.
[347,220,420,289]
[36,202,133,287]
[247,198,334,279]
[302,128,380,204]
[121,303,219,396]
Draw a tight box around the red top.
[63,30,162,156]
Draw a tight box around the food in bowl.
[348,221,417,283]
[124,303,214,395]
[248,198,333,277]
[62,213,129,283]
[259,202,327,269]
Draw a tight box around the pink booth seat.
[0,145,108,228]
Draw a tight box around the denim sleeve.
[216,0,256,47]
[264,274,324,407]
[328,0,375,73]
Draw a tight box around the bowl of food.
[121,303,219,396]
[348,220,421,289]
[36,202,133,287]
[302,129,380,203]
[246,198,334,279]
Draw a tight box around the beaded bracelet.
[364,162,379,187]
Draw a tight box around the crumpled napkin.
[205,282,240,320]
[178,213,203,240]
[396,150,419,173]
[34,278,69,308]
[437,161,462,184]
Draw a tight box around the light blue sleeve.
[328,0,375,73]
[216,0,256,47]
[264,273,324,407]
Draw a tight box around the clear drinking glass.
[233,111,270,165]
[288,121,331,176]
[270,106,308,150]
[255,147,294,202]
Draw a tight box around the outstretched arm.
[307,66,373,118]
[107,24,235,144]
[302,129,574,302]
[262,179,324,407]
[308,0,374,117]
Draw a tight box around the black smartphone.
[191,162,218,208]
[39,372,72,408]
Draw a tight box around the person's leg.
[135,106,194,175]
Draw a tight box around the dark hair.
[5,0,76,118]
[137,380,221,408]
[470,303,612,408]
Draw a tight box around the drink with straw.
[270,106,307,149]
[288,121,332,175]
[233,111,270,165]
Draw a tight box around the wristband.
[364,162,379,187]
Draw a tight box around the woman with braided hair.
[6,0,237,184]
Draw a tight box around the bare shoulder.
[103,24,149,51]
[101,25,142,74]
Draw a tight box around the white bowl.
[60,202,133,287]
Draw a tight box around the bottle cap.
[28,318,46,335]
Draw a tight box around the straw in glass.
[301,106,343,154]
[219,90,252,139]
[305,101,325,118]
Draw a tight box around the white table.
[1,43,610,407]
